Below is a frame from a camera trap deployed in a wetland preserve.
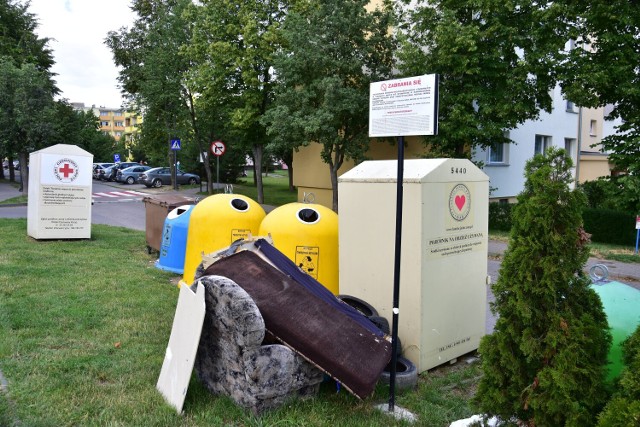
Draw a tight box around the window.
[115,121,124,127]
[487,142,508,164]
[564,138,576,159]
[590,120,597,136]
[535,135,551,155]
[566,100,576,113]
[100,121,110,127]
[99,110,109,116]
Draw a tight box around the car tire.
[188,177,197,185]
[336,295,379,317]
[368,315,390,334]
[126,176,135,184]
[378,356,418,391]
[152,179,162,188]
[368,315,402,352]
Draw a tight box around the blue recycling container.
[155,204,194,274]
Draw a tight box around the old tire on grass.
[368,315,402,354]
[379,356,418,391]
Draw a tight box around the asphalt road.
[0,180,192,230]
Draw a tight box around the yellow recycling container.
[181,194,266,287]
[258,203,339,294]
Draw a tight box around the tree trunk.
[328,145,344,213]
[18,151,28,193]
[252,144,264,204]
[7,155,16,182]
[287,165,294,192]
[186,92,213,194]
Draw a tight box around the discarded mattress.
[203,250,392,399]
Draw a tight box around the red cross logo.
[59,163,75,178]
[54,158,79,183]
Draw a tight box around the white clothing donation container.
[338,158,489,373]
[27,144,93,239]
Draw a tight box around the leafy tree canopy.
[396,0,571,157]
[559,1,640,177]
[263,0,396,211]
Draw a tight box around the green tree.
[475,148,612,425]
[558,1,640,212]
[0,0,54,73]
[0,0,56,182]
[107,0,216,190]
[184,0,291,202]
[0,58,57,192]
[263,0,396,211]
[45,101,117,161]
[396,0,570,157]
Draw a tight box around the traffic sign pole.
[210,140,226,193]
[170,139,181,190]
[635,216,640,254]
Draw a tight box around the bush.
[475,148,612,426]
[597,325,640,426]
[583,208,637,246]
[490,204,636,247]
[488,202,513,231]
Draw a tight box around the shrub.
[583,208,637,246]
[597,325,640,426]
[488,202,513,231]
[475,148,612,426]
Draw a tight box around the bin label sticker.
[426,232,485,259]
[161,223,172,247]
[230,228,252,242]
[295,246,319,279]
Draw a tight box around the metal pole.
[173,150,178,190]
[216,156,220,193]
[635,228,639,255]
[388,135,404,412]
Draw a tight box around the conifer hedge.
[489,203,637,246]
[475,148,612,425]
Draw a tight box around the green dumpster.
[590,281,640,381]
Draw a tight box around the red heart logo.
[455,195,466,211]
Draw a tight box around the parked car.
[100,162,139,182]
[93,163,115,179]
[3,160,20,170]
[116,165,152,184]
[138,167,200,188]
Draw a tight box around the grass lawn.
[216,170,298,207]
[0,218,481,426]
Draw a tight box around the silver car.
[138,167,200,188]
[116,165,152,184]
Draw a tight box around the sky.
[24,0,136,108]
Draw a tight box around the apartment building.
[472,85,619,202]
[96,107,125,142]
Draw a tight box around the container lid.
[338,158,488,184]
[142,194,196,207]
